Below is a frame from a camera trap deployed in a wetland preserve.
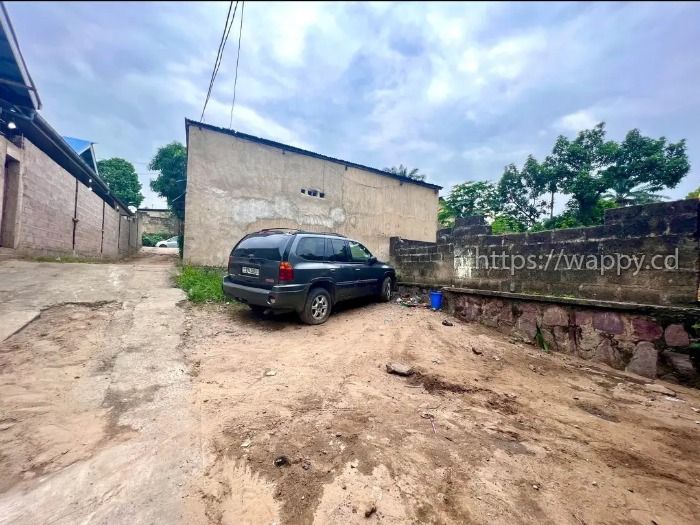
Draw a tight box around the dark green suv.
[223,229,395,324]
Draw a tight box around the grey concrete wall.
[391,199,700,306]
[0,135,137,259]
[184,125,440,266]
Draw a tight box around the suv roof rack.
[258,228,300,233]
[256,228,346,238]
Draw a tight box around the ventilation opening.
[301,188,325,198]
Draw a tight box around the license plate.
[241,266,259,276]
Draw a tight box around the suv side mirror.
[368,256,377,265]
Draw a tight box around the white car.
[156,236,179,248]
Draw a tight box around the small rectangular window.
[319,192,325,198]
[301,188,306,194]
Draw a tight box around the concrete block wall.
[17,139,75,254]
[137,209,181,237]
[102,205,120,258]
[391,199,700,306]
[118,214,131,256]
[0,135,137,259]
[129,217,139,251]
[75,181,104,257]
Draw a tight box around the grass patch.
[176,265,231,303]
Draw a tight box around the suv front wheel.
[300,287,332,325]
[379,276,393,302]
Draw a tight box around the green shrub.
[142,232,172,247]
[176,265,230,303]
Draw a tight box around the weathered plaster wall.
[391,199,700,306]
[137,209,181,237]
[184,124,440,266]
[0,135,137,259]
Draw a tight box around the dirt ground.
[1,251,699,524]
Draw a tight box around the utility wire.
[229,1,245,129]
[200,1,239,122]
[200,1,233,121]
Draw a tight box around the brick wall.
[391,199,700,307]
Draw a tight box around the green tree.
[384,164,426,181]
[602,181,666,206]
[96,158,144,208]
[149,142,187,220]
[491,214,527,234]
[443,181,498,220]
[495,156,548,229]
[544,123,689,225]
[687,186,700,199]
[437,196,454,227]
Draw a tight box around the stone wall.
[0,135,138,259]
[391,199,699,306]
[448,288,698,383]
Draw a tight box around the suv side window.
[348,241,372,263]
[296,237,325,261]
[325,238,348,262]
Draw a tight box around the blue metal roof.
[62,136,92,155]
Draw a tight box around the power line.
[200,1,239,122]
[229,1,245,129]
[200,1,233,121]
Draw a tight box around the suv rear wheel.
[379,276,393,302]
[300,287,331,325]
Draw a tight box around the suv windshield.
[232,234,289,260]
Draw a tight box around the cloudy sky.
[8,1,700,208]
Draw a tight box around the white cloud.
[7,0,700,205]
[555,110,599,132]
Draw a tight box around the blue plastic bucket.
[429,290,443,310]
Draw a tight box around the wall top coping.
[398,281,700,317]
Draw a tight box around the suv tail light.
[279,261,294,282]
[227,256,234,274]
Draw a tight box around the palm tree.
[384,164,426,181]
[603,181,666,206]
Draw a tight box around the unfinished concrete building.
[183,120,442,267]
